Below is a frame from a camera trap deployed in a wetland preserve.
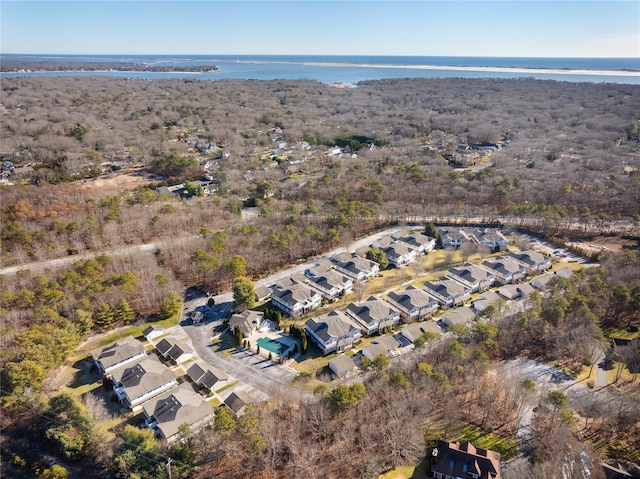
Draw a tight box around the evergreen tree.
[94,303,114,329]
[115,298,136,324]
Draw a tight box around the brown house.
[430,440,501,479]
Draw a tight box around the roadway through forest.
[1,215,637,277]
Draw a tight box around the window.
[449,460,455,469]
[463,464,467,472]
[433,473,442,479]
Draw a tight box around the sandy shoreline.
[231,59,640,77]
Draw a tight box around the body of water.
[2,54,639,84]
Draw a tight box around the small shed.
[329,355,357,378]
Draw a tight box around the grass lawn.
[378,465,415,479]
[425,420,517,460]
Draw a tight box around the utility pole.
[167,458,172,479]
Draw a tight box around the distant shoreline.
[0,61,219,73]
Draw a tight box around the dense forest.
[1,75,639,478]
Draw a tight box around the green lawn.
[378,465,415,479]
[425,420,517,460]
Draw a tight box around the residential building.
[362,335,399,361]
[423,279,471,308]
[430,440,501,479]
[508,249,552,275]
[271,283,322,318]
[530,273,556,291]
[472,291,502,313]
[497,283,535,300]
[481,257,526,285]
[224,390,253,417]
[305,311,361,355]
[91,336,146,375]
[442,307,476,329]
[306,269,353,301]
[329,354,358,378]
[437,227,469,249]
[155,338,194,365]
[332,252,380,281]
[382,242,417,267]
[394,232,436,254]
[229,310,264,337]
[142,326,165,342]
[111,356,178,409]
[387,285,439,322]
[401,321,442,343]
[142,384,215,444]
[346,296,400,336]
[186,362,228,393]
[463,227,509,251]
[448,262,495,293]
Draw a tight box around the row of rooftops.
[91,333,253,443]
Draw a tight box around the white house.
[448,262,495,293]
[306,269,353,301]
[230,310,264,337]
[92,336,146,375]
[271,283,322,318]
[332,252,380,281]
[382,242,417,267]
[346,296,400,336]
[481,257,526,285]
[508,249,552,275]
[142,383,215,444]
[386,285,439,322]
[111,356,178,410]
[423,279,471,308]
[394,232,436,255]
[305,310,361,355]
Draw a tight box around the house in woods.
[305,310,362,355]
[224,390,254,417]
[430,440,501,479]
[186,362,228,393]
[271,282,322,318]
[481,257,526,285]
[92,336,146,375]
[331,252,380,281]
[441,307,476,329]
[142,383,215,444]
[508,249,552,275]
[448,262,495,293]
[111,356,178,409]
[401,321,442,343]
[423,279,471,308]
[329,354,358,378]
[362,335,400,361]
[387,285,439,322]
[346,296,401,336]
[229,310,264,337]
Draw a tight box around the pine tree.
[115,298,136,324]
[94,303,115,329]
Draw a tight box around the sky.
[1,1,639,58]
